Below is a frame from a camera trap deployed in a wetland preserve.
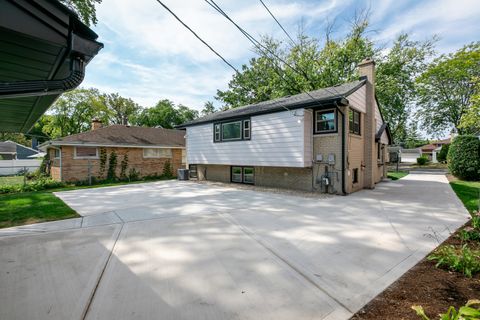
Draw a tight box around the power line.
[153,0,239,74]
[259,0,296,46]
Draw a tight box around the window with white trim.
[315,109,336,133]
[54,149,60,159]
[74,147,98,159]
[143,148,172,158]
[243,119,251,139]
[349,109,361,135]
[214,123,221,142]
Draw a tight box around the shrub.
[412,299,480,320]
[99,148,107,179]
[448,135,480,181]
[428,244,480,277]
[128,168,140,181]
[417,156,429,165]
[120,153,129,180]
[107,150,118,180]
[162,159,173,178]
[0,178,65,194]
[39,153,50,175]
[437,144,450,163]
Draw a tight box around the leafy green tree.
[216,19,375,109]
[459,78,480,134]
[45,88,108,137]
[59,0,102,26]
[416,42,480,135]
[134,99,198,128]
[376,34,437,143]
[201,101,216,116]
[100,93,141,125]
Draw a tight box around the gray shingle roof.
[45,125,185,147]
[179,79,366,127]
[0,141,16,154]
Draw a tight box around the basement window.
[315,109,336,133]
[74,147,98,159]
[352,168,359,184]
[231,166,254,184]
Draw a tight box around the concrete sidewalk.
[0,172,470,319]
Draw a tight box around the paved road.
[0,172,469,320]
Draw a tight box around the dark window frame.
[230,166,254,184]
[189,164,198,178]
[349,109,361,135]
[314,109,337,134]
[213,118,251,143]
[352,168,359,184]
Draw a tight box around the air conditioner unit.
[177,169,189,180]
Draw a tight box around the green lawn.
[0,175,24,186]
[450,180,480,213]
[387,170,409,180]
[0,191,79,228]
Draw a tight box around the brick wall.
[49,146,184,182]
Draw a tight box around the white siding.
[186,110,309,167]
[346,85,366,113]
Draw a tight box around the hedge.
[447,135,480,181]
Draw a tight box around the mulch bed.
[350,222,480,320]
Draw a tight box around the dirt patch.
[350,224,480,320]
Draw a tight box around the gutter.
[38,141,185,151]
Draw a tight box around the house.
[420,137,451,162]
[39,121,186,182]
[0,0,102,133]
[0,141,41,160]
[179,58,391,194]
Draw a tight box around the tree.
[45,88,108,138]
[201,101,216,116]
[459,78,480,134]
[134,99,198,128]
[215,19,376,109]
[375,34,437,143]
[59,0,102,26]
[100,93,141,125]
[416,42,480,135]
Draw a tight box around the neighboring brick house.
[179,58,391,195]
[39,122,186,182]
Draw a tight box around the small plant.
[417,156,429,165]
[107,150,117,180]
[128,168,140,181]
[120,153,129,180]
[412,299,480,320]
[0,178,65,194]
[428,244,480,277]
[39,153,50,175]
[459,228,480,242]
[99,147,107,179]
[162,159,173,178]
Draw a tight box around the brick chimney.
[91,118,102,130]
[358,58,376,189]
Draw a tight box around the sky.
[82,0,480,111]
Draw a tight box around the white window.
[243,167,254,184]
[143,148,172,158]
[243,119,251,139]
[231,166,242,183]
[315,109,336,133]
[214,124,221,142]
[54,149,60,159]
[74,147,98,159]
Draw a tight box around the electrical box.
[316,154,323,162]
[328,153,335,165]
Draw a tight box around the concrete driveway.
[0,172,469,320]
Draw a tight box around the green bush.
[417,156,429,165]
[128,168,140,181]
[448,135,480,181]
[436,144,450,163]
[428,244,480,277]
[0,178,65,194]
[107,150,118,180]
[162,159,173,178]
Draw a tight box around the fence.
[0,160,42,176]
